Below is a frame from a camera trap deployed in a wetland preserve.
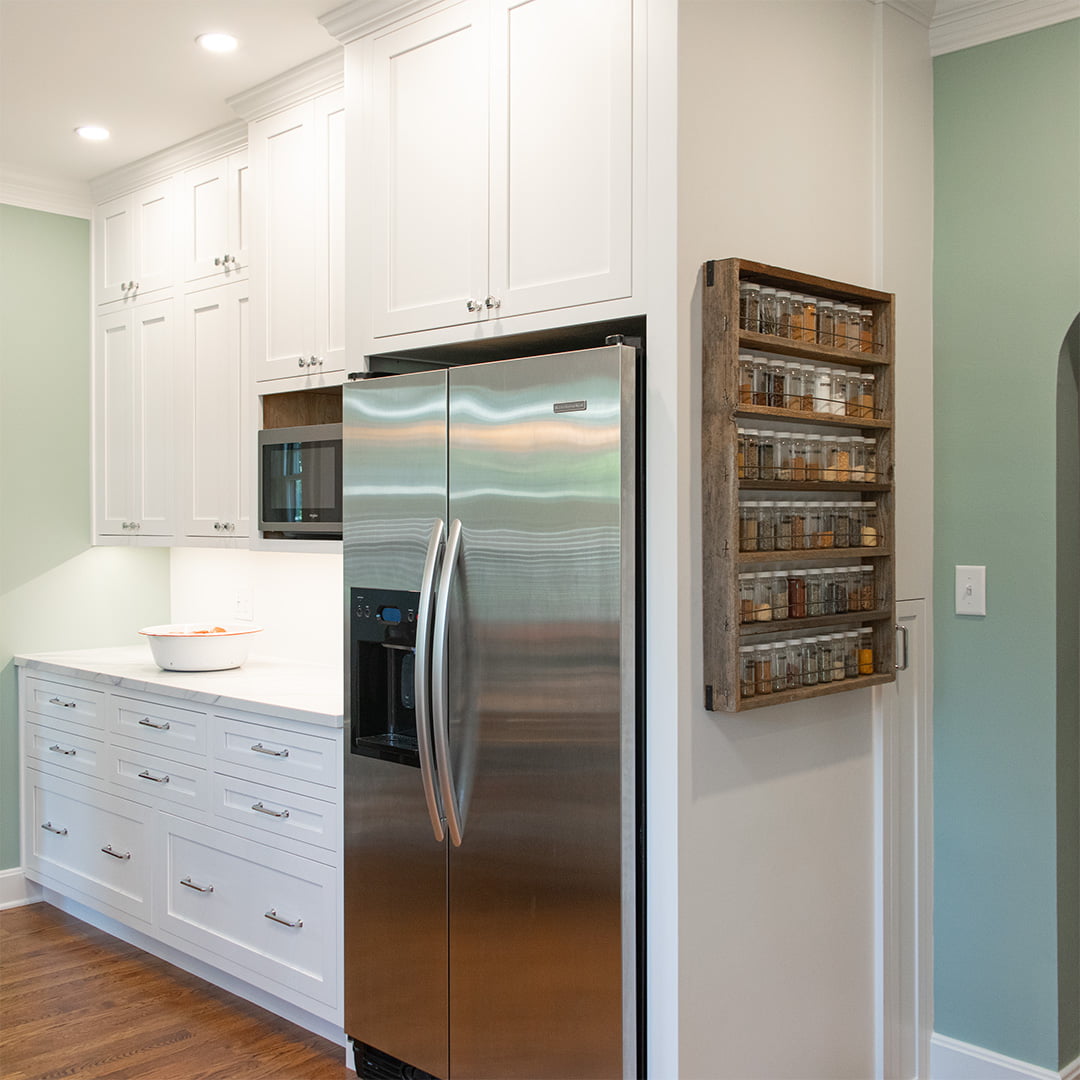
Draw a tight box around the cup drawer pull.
[180,876,214,893]
[264,908,303,929]
[137,769,170,784]
[48,744,76,756]
[250,743,289,758]
[48,697,77,708]
[138,717,171,731]
[100,844,131,860]
[251,801,290,819]
[41,821,68,836]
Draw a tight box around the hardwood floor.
[0,902,349,1079]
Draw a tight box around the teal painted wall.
[0,204,170,871]
[934,21,1080,1069]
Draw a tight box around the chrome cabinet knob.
[298,357,306,368]
[224,522,234,532]
[466,298,483,313]
[484,296,501,310]
[214,256,223,266]
[214,522,223,531]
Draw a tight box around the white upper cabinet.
[368,1,490,338]
[94,299,176,540]
[179,152,249,286]
[363,0,633,340]
[180,282,251,540]
[249,89,345,383]
[94,180,176,306]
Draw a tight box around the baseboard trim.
[0,868,43,910]
[931,1033,1071,1080]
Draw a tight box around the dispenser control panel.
[351,588,419,648]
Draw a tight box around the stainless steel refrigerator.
[343,344,640,1080]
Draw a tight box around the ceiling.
[0,0,339,186]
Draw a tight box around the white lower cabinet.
[158,813,338,1010]
[18,668,343,1026]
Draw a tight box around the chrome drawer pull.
[180,876,214,893]
[137,769,170,784]
[41,821,68,836]
[138,717,170,731]
[48,697,77,708]
[264,908,303,929]
[100,844,131,860]
[251,801,290,819]
[250,743,289,758]
[48,744,76,756]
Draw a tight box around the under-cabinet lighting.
[196,32,238,53]
[75,126,110,141]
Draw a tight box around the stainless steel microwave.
[258,423,343,538]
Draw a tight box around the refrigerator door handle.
[432,517,464,847]
[416,518,446,842]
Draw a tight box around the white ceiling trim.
[0,168,92,219]
[320,0,440,43]
[930,0,1080,55]
[227,48,343,122]
[872,0,935,28]
[90,121,248,203]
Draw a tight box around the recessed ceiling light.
[196,32,238,53]
[75,125,110,141]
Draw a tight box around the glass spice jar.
[774,434,793,482]
[804,435,824,480]
[742,429,760,480]
[736,427,748,480]
[799,639,819,687]
[739,502,760,552]
[754,644,774,695]
[821,436,839,481]
[751,356,770,405]
[757,431,775,480]
[789,436,808,481]
[775,501,793,551]
[844,631,860,678]
[830,634,847,680]
[864,438,878,483]
[817,636,833,684]
[788,570,808,619]
[832,502,852,549]
[771,570,789,620]
[858,627,874,675]
[784,362,804,410]
[789,501,808,549]
[739,572,755,623]
[739,281,761,332]
[829,369,849,415]
[814,503,834,549]
[757,502,777,552]
[809,366,832,414]
[767,359,787,408]
[740,645,757,698]
[816,299,836,346]
[847,371,875,418]
[759,287,779,336]
[805,569,825,617]
[776,290,794,338]
[753,573,774,622]
[800,296,817,343]
[849,436,866,482]
[859,564,875,611]
[859,308,874,352]
[860,502,880,548]
[739,354,755,405]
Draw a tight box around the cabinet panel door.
[488,0,632,318]
[132,179,176,298]
[94,195,133,305]
[133,300,176,536]
[251,103,317,381]
[181,153,250,286]
[95,310,135,535]
[314,91,345,373]
[182,282,249,538]
[369,0,489,338]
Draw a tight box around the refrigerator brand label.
[553,400,587,414]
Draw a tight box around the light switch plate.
[955,565,986,616]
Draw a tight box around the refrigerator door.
[442,346,636,1079]
[343,369,450,1079]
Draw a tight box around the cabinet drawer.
[112,695,207,756]
[158,814,337,1009]
[212,772,339,860]
[24,720,106,782]
[108,744,209,813]
[213,715,338,791]
[23,676,104,731]
[24,769,149,921]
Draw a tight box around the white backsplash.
[169,548,343,668]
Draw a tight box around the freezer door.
[343,370,450,1079]
[443,346,637,1079]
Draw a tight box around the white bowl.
[139,622,263,672]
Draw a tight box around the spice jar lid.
[742,282,760,291]
[776,290,791,298]
[790,569,808,577]
[766,358,786,368]
[739,352,754,361]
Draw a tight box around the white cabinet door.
[180,152,249,286]
[313,91,346,374]
[181,281,250,538]
[250,102,317,382]
[94,180,175,306]
[368,1,489,338]
[487,0,632,318]
[94,299,176,539]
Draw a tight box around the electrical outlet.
[235,586,254,622]
[955,565,986,616]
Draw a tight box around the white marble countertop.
[15,646,343,729]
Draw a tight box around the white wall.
[676,3,933,1075]
[169,548,343,668]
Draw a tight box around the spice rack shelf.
[702,257,897,712]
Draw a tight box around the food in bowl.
[139,623,263,672]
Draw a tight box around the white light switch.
[955,565,986,616]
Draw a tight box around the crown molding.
[227,48,344,121]
[89,121,247,203]
[320,0,441,43]
[0,168,93,218]
[873,0,935,28]
[930,0,1080,55]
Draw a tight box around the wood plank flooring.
[0,902,349,1080]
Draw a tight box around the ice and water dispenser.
[349,586,423,766]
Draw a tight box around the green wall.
[934,21,1080,1069]
[0,204,170,871]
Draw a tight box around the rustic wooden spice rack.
[702,258,897,712]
